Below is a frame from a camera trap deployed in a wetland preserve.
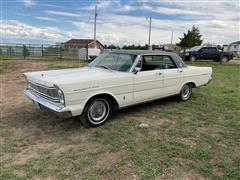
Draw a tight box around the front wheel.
[177,83,192,101]
[81,98,112,127]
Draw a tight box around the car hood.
[24,66,126,87]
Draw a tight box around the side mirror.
[133,67,141,74]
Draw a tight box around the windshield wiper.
[99,65,110,70]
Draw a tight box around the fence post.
[58,46,62,60]
[41,45,44,57]
[86,47,88,61]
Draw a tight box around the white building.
[228,41,240,56]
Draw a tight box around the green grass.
[0,61,239,179]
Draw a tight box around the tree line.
[104,44,149,50]
[104,25,203,51]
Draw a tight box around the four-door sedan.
[23,50,212,127]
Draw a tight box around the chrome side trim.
[24,88,72,117]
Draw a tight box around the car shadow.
[110,95,178,122]
[9,95,178,138]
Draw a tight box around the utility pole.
[146,17,152,50]
[171,30,173,44]
[94,5,97,41]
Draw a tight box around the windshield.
[88,53,137,72]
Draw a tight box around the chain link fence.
[0,43,90,60]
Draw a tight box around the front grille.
[28,80,60,103]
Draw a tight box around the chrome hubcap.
[89,99,108,123]
[181,84,190,99]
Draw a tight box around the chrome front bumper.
[24,88,72,118]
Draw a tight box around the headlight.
[55,85,65,105]
[185,52,189,56]
[58,89,65,105]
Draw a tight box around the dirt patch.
[116,161,138,180]
[181,170,205,180]
[134,116,172,127]
[94,151,124,169]
[228,60,240,64]
[179,137,197,147]
[1,60,49,119]
[160,166,183,179]
[13,169,26,177]
[14,146,41,164]
[13,170,26,177]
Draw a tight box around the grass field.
[0,59,239,179]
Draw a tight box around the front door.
[133,55,165,104]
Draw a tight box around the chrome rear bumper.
[205,76,212,85]
[24,88,72,118]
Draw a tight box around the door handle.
[178,70,183,73]
[155,72,162,76]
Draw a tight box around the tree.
[177,25,203,57]
[122,44,149,50]
[22,45,30,59]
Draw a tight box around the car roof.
[109,50,175,56]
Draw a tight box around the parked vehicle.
[185,46,234,62]
[23,50,212,127]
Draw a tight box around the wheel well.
[188,82,196,88]
[86,94,119,110]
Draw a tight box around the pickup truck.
[185,46,234,62]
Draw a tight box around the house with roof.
[64,39,104,51]
[227,41,240,56]
[64,39,104,60]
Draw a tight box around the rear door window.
[141,55,177,71]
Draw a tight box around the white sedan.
[23,50,212,127]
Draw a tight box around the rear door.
[207,47,218,60]
[159,56,182,96]
[199,47,209,59]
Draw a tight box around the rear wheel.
[81,98,112,127]
[177,83,192,101]
[221,56,228,62]
[190,56,196,62]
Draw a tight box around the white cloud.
[21,0,35,7]
[1,20,70,41]
[71,12,239,45]
[45,10,80,17]
[143,5,203,16]
[2,0,239,45]
[35,16,57,22]
[113,5,135,12]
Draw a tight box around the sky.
[1,0,239,46]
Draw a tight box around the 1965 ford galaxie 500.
[23,50,212,127]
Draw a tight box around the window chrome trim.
[129,55,142,73]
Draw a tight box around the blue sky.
[1,0,239,46]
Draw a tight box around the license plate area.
[33,101,41,109]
